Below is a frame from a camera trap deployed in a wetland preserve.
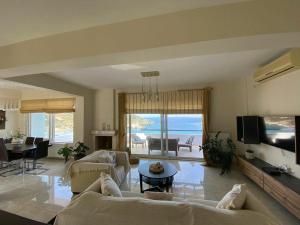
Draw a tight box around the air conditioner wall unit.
[253,49,300,83]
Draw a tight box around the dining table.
[5,143,52,153]
[5,143,37,155]
[5,142,52,171]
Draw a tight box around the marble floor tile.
[0,158,298,225]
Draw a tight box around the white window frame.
[29,113,74,144]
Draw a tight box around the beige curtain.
[125,89,205,114]
[201,88,211,164]
[118,93,127,150]
[20,98,75,113]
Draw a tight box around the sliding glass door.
[128,113,203,159]
[128,114,164,156]
[167,114,202,158]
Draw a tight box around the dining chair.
[4,138,12,144]
[26,140,49,169]
[34,137,43,145]
[25,137,35,145]
[0,138,23,169]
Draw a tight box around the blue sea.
[131,114,203,135]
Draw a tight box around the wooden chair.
[178,136,195,152]
[131,134,146,148]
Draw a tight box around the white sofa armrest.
[70,162,115,176]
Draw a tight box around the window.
[127,113,203,158]
[30,113,74,143]
[30,113,49,139]
[54,113,74,143]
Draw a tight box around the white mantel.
[91,130,117,136]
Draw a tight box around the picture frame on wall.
[0,110,6,130]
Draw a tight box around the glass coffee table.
[138,161,177,193]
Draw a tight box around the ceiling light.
[141,71,160,102]
[110,64,142,71]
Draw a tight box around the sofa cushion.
[100,172,122,197]
[144,191,174,201]
[217,184,247,210]
[96,150,117,165]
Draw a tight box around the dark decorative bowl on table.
[149,162,164,174]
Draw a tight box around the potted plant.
[57,144,73,163]
[72,142,89,160]
[202,131,236,175]
[11,129,25,144]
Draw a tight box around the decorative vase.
[245,150,255,159]
[12,138,24,144]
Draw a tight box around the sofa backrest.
[243,191,280,224]
[55,192,280,225]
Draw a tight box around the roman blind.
[125,89,209,114]
[20,98,75,113]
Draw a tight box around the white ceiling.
[0,79,37,90]
[50,49,287,90]
[0,0,250,46]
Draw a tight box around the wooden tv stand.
[237,156,300,219]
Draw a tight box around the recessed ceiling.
[50,49,287,90]
[0,0,251,46]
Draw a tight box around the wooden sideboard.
[237,156,300,219]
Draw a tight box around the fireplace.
[91,130,117,151]
[95,136,112,149]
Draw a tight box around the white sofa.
[68,150,130,193]
[55,178,281,225]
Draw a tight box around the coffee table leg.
[166,177,169,192]
[139,174,143,193]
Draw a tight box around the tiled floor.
[0,158,299,224]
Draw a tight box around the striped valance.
[20,98,75,113]
[125,88,210,114]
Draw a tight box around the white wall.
[94,89,115,130]
[0,111,21,138]
[208,81,241,140]
[236,70,300,178]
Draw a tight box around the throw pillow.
[96,150,117,166]
[100,172,122,197]
[216,184,247,209]
[144,191,174,201]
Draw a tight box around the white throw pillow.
[96,150,117,166]
[100,172,122,197]
[216,184,247,210]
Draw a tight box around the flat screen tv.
[260,116,295,152]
